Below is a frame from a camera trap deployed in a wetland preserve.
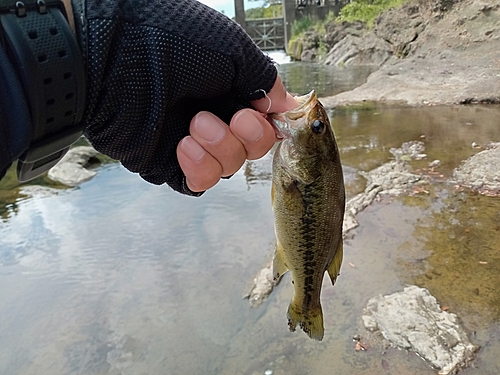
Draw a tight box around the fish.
[270,90,345,341]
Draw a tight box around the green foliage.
[338,0,407,27]
[290,12,338,38]
[324,10,337,24]
[291,15,315,37]
[245,3,282,19]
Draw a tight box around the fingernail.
[233,111,264,142]
[194,112,226,143]
[179,137,205,162]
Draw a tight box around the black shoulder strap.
[0,0,86,181]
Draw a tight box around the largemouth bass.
[271,90,345,341]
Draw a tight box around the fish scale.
[271,90,345,341]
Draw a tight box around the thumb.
[251,75,298,114]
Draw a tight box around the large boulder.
[363,286,478,375]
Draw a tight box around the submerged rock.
[243,261,277,307]
[362,286,478,375]
[48,146,100,186]
[343,141,424,236]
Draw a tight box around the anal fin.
[327,240,343,285]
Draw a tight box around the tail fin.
[287,300,324,341]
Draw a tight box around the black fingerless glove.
[72,0,277,195]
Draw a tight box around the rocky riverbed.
[248,5,500,366]
[298,0,500,106]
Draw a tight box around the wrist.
[62,0,75,32]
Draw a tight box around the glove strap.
[0,0,86,181]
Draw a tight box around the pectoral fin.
[327,240,343,285]
[273,242,289,282]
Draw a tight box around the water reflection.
[0,166,277,375]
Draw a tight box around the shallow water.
[279,62,376,98]
[1,64,500,374]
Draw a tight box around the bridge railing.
[245,17,285,51]
[235,0,350,51]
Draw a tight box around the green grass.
[338,0,408,27]
[289,0,409,40]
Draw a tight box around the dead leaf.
[381,359,390,371]
[355,341,368,351]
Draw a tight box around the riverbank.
[317,0,500,106]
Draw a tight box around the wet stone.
[343,141,424,236]
[48,146,99,187]
[362,285,479,375]
[243,261,276,307]
[452,142,500,194]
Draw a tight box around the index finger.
[251,76,298,114]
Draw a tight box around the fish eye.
[311,120,325,135]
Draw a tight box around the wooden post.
[234,0,246,28]
[282,0,296,50]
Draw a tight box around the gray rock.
[343,142,423,236]
[321,0,500,106]
[243,260,276,307]
[48,146,99,186]
[301,30,320,50]
[452,142,500,193]
[363,286,478,375]
[324,32,392,67]
[323,20,366,50]
[374,3,427,58]
[390,140,427,161]
[300,49,316,62]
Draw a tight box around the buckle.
[17,125,84,182]
[0,0,65,14]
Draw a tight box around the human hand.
[74,0,295,195]
[177,76,298,192]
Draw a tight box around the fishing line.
[254,89,272,113]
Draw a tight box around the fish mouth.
[271,90,318,138]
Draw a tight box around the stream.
[1,53,500,375]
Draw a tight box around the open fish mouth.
[270,90,318,138]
